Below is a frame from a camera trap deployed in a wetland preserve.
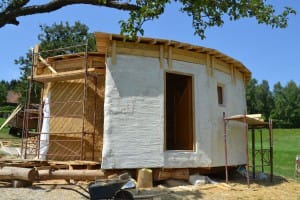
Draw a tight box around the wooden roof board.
[46,52,104,62]
[31,68,105,83]
[94,32,251,82]
[225,114,268,126]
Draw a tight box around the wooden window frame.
[164,71,195,152]
[217,84,225,106]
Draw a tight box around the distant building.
[6,90,20,104]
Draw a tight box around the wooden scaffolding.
[21,42,106,161]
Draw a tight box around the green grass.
[272,129,300,178]
[0,118,9,136]
[249,128,300,178]
[0,118,21,140]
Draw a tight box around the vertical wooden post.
[111,40,117,65]
[243,114,250,187]
[230,64,236,85]
[269,119,273,182]
[92,77,98,161]
[252,128,255,179]
[211,56,215,76]
[206,54,211,76]
[33,45,39,64]
[260,129,264,172]
[160,45,164,69]
[223,112,229,184]
[168,46,172,70]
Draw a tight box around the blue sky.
[0,1,299,88]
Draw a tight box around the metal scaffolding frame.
[249,120,273,182]
[223,112,273,187]
[21,41,100,161]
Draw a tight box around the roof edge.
[94,32,252,82]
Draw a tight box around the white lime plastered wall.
[101,54,247,169]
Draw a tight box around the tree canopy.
[0,81,7,105]
[246,79,300,128]
[0,0,296,39]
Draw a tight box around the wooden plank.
[214,59,231,74]
[153,168,189,181]
[159,45,164,69]
[168,46,173,70]
[38,169,105,181]
[231,64,236,84]
[39,55,57,74]
[31,68,105,82]
[211,56,215,76]
[49,160,99,166]
[94,32,110,54]
[115,47,159,58]
[111,40,117,65]
[33,45,40,76]
[39,56,105,74]
[48,57,85,71]
[113,41,160,58]
[172,48,206,65]
[206,54,212,76]
[33,45,39,66]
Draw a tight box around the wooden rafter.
[38,55,57,74]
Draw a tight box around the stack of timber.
[0,159,194,186]
[0,159,108,183]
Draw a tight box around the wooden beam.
[114,41,160,58]
[230,64,236,84]
[33,45,39,66]
[168,46,173,70]
[174,43,185,49]
[0,167,38,182]
[30,68,105,82]
[160,45,164,69]
[38,169,105,181]
[111,40,117,65]
[206,54,212,76]
[39,55,57,74]
[153,168,189,181]
[135,37,141,43]
[211,56,215,76]
[151,39,157,45]
[172,48,206,66]
[33,45,40,76]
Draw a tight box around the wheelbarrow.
[88,176,134,200]
[61,173,135,199]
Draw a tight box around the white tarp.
[38,92,50,160]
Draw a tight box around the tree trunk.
[0,167,38,182]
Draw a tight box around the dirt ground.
[0,176,299,200]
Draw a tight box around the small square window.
[217,85,224,105]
